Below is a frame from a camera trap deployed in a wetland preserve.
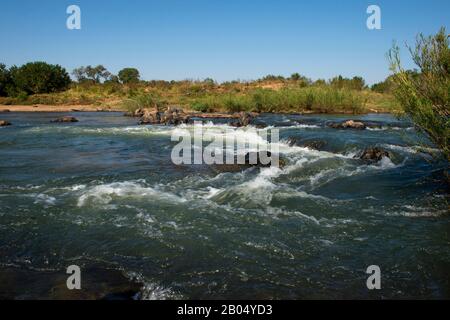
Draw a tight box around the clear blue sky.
[0,0,449,84]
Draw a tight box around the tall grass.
[190,87,365,114]
[121,94,167,113]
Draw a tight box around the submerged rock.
[285,137,326,150]
[328,120,366,130]
[0,265,143,300]
[357,147,390,162]
[51,116,78,123]
[230,112,256,127]
[0,120,11,126]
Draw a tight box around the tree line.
[0,63,141,97]
[1,60,394,99]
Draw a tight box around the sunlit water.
[0,112,448,299]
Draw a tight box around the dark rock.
[0,120,11,126]
[0,109,10,113]
[230,112,256,127]
[328,120,366,130]
[286,137,302,147]
[303,140,326,150]
[51,116,78,123]
[357,147,390,162]
[285,137,326,150]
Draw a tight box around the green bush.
[0,63,11,96]
[10,62,71,95]
[389,27,450,161]
[191,101,210,112]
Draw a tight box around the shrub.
[191,101,210,112]
[389,27,450,161]
[10,62,71,95]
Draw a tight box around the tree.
[10,62,71,95]
[389,27,450,161]
[0,63,11,96]
[118,68,140,84]
[72,65,111,83]
[72,66,87,82]
[291,73,301,81]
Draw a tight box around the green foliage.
[191,101,210,112]
[72,65,112,83]
[9,62,71,95]
[371,76,394,93]
[330,75,366,90]
[189,87,364,114]
[0,63,11,96]
[118,68,140,84]
[389,27,450,160]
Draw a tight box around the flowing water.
[0,112,448,299]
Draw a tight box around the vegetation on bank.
[0,63,400,114]
[389,27,450,161]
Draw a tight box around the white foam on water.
[204,186,223,199]
[386,205,447,218]
[77,181,185,207]
[265,206,320,224]
[31,193,56,205]
[366,126,413,131]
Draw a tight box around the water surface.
[0,112,448,299]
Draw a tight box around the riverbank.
[0,104,395,115]
[0,78,400,115]
[0,104,123,112]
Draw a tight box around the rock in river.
[328,120,366,130]
[286,137,326,150]
[0,120,11,126]
[357,147,390,162]
[51,116,79,123]
[139,106,190,125]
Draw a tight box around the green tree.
[0,63,11,96]
[389,27,450,161]
[291,73,301,81]
[72,65,111,83]
[118,68,140,84]
[10,62,71,95]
